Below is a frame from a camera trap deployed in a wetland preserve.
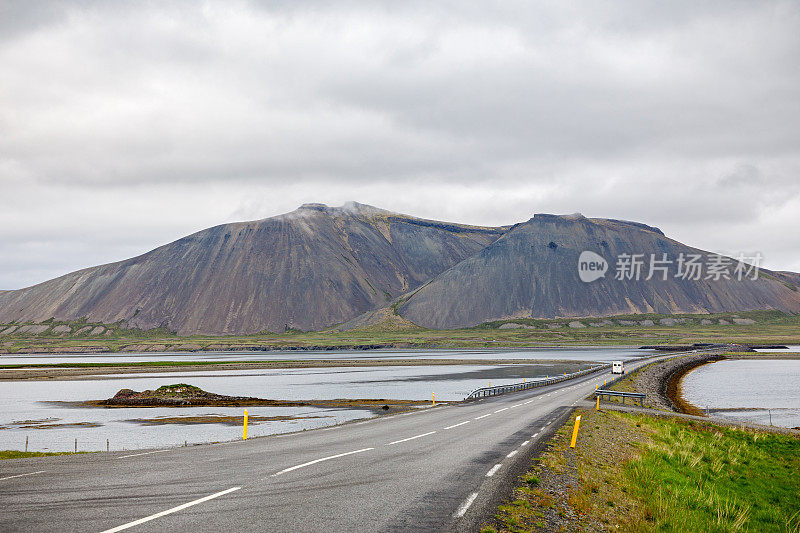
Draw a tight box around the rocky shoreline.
[80,384,435,414]
[622,352,726,412]
[621,350,799,416]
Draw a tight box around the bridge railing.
[594,389,646,407]
[464,363,610,400]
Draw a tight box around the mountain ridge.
[1,203,798,334]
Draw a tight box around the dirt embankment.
[624,352,726,413]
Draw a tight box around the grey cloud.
[1,0,799,288]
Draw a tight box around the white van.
[612,360,624,374]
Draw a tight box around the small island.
[87,383,434,414]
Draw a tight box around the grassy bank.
[2,310,799,354]
[483,409,800,532]
[0,450,88,460]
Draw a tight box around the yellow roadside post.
[596,396,600,410]
[432,392,436,407]
[243,410,248,440]
[570,415,582,448]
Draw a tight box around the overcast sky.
[2,0,799,289]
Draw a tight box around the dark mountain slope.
[0,202,505,334]
[398,213,800,328]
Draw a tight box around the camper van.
[612,361,624,374]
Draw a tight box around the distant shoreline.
[0,357,597,381]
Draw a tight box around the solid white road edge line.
[272,448,374,476]
[444,421,470,430]
[100,487,241,533]
[386,431,436,446]
[455,492,479,517]
[0,470,46,481]
[118,450,168,459]
[485,464,502,477]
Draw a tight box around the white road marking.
[272,448,374,476]
[506,450,518,458]
[474,413,492,420]
[494,408,508,413]
[524,399,534,404]
[100,487,241,533]
[386,431,436,446]
[118,450,168,459]
[0,470,46,481]
[454,492,479,517]
[521,440,530,447]
[444,421,470,430]
[510,402,524,409]
[541,426,546,431]
[485,464,502,477]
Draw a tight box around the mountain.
[397,213,800,328]
[2,205,799,334]
[0,202,505,334]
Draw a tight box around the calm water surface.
[0,362,588,452]
[681,359,800,428]
[0,347,651,365]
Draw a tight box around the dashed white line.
[510,402,524,409]
[521,440,530,447]
[524,399,534,405]
[494,407,509,413]
[118,449,168,459]
[386,431,436,446]
[475,413,492,420]
[444,421,470,430]
[454,492,479,517]
[272,448,374,476]
[485,464,502,477]
[0,470,45,481]
[506,450,518,458]
[100,486,241,533]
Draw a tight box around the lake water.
[681,359,800,429]
[753,345,800,353]
[0,346,652,366]
[0,362,589,452]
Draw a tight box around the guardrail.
[594,389,646,407]
[464,363,610,400]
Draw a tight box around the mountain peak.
[297,201,395,217]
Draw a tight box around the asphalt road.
[0,361,652,532]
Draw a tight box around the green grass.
[0,450,89,460]
[628,416,800,532]
[2,310,800,353]
[486,409,800,532]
